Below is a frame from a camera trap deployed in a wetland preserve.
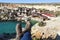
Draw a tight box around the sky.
[0,0,60,3]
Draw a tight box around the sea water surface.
[0,20,37,34]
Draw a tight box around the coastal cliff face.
[31,16,60,39]
[31,23,57,39]
[0,3,60,11]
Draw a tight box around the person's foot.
[16,23,22,40]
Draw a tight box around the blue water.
[0,21,26,34]
[0,20,37,34]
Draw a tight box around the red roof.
[43,13,55,17]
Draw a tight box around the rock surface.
[31,16,60,39]
[31,23,57,39]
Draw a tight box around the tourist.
[16,19,32,40]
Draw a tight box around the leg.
[21,32,32,40]
[16,23,22,40]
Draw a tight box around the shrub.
[38,21,46,27]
